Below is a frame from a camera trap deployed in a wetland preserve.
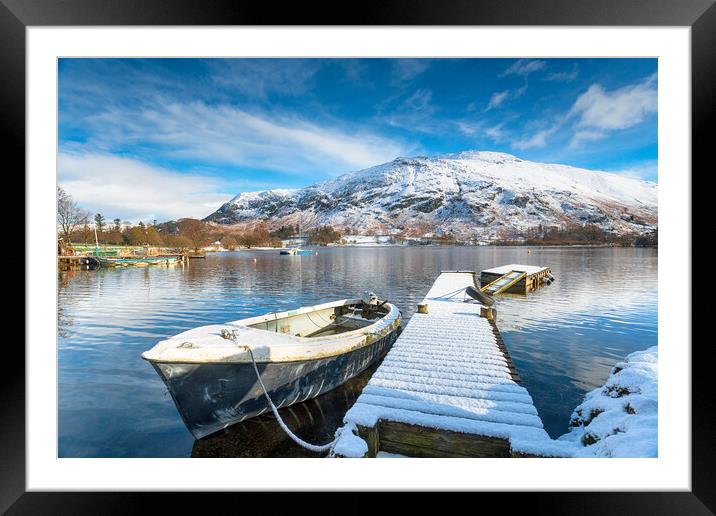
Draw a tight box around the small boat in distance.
[91,226,182,267]
[96,256,180,267]
[142,294,401,439]
[280,247,313,256]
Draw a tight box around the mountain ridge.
[204,151,657,240]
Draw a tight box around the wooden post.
[480,306,497,321]
[356,424,380,457]
[417,303,429,314]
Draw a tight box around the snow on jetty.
[332,271,562,458]
[557,346,658,458]
[331,270,658,458]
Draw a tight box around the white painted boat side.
[141,300,401,365]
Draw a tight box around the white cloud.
[501,59,546,77]
[568,74,657,142]
[569,129,607,148]
[383,89,438,133]
[485,90,510,110]
[513,125,560,150]
[612,160,658,182]
[403,89,433,111]
[545,65,579,82]
[455,121,506,143]
[58,153,237,222]
[391,59,430,84]
[456,121,478,136]
[209,60,321,100]
[484,85,527,111]
[484,124,506,142]
[512,74,657,151]
[77,100,410,175]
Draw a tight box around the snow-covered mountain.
[204,151,657,240]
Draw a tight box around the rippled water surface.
[58,246,657,457]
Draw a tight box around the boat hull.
[150,329,399,439]
[97,256,179,267]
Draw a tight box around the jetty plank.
[480,264,551,294]
[334,270,564,458]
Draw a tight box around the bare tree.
[221,235,239,251]
[57,187,89,241]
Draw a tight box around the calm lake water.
[58,246,657,457]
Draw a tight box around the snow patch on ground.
[331,422,368,458]
[557,346,658,458]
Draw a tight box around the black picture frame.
[5,0,705,513]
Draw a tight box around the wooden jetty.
[332,269,565,458]
[480,264,552,295]
[58,255,99,270]
[156,253,189,263]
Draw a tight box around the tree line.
[59,187,654,249]
[57,187,341,251]
[62,216,287,251]
[495,223,658,247]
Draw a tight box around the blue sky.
[58,58,658,222]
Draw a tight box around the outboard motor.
[360,291,384,319]
[362,291,379,305]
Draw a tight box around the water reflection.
[58,246,657,456]
[191,362,376,458]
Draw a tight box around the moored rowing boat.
[142,295,401,439]
[96,256,179,267]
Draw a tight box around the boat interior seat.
[247,304,382,338]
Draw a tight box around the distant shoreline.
[218,242,658,251]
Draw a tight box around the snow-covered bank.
[557,346,658,457]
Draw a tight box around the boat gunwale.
[141,300,401,365]
[229,298,366,333]
[234,299,399,343]
[142,316,401,366]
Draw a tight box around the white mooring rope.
[222,329,340,454]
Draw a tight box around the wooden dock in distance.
[59,252,188,270]
[156,253,189,263]
[58,255,99,270]
[332,270,565,458]
[480,264,552,295]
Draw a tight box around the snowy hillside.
[205,151,657,240]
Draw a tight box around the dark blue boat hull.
[150,330,398,439]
